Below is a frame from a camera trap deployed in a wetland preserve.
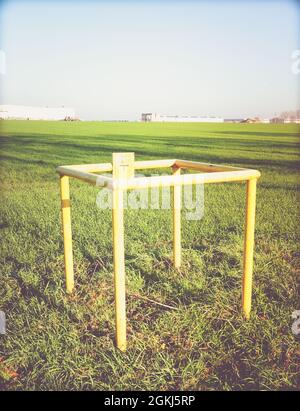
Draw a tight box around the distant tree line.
[279,110,300,120]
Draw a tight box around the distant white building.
[283,118,300,124]
[141,113,224,123]
[0,105,76,120]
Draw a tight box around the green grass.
[0,120,299,390]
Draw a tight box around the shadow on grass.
[1,133,300,171]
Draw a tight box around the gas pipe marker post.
[112,153,134,351]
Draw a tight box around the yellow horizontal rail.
[175,159,245,172]
[57,163,260,189]
[56,166,112,187]
[109,169,261,190]
[57,159,176,174]
[134,159,176,169]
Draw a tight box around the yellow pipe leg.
[242,178,257,319]
[112,187,127,351]
[172,166,181,268]
[60,175,74,294]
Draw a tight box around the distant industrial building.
[227,117,269,124]
[281,118,300,124]
[224,118,244,123]
[0,105,76,121]
[240,117,262,124]
[141,113,224,123]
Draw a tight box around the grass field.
[0,120,299,390]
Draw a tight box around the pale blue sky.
[0,0,299,120]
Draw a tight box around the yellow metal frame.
[57,153,260,351]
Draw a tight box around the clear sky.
[0,0,299,120]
